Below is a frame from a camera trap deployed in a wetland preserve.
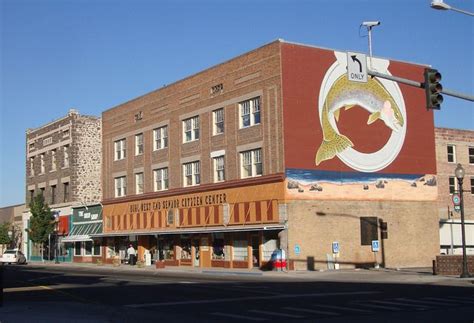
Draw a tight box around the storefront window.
[84,241,93,256]
[162,238,174,260]
[233,233,248,261]
[74,242,82,256]
[31,242,43,257]
[263,232,278,261]
[212,233,225,260]
[181,238,191,259]
[93,240,101,256]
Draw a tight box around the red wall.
[281,43,437,175]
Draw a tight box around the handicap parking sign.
[372,240,380,252]
[332,241,340,254]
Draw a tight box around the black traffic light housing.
[424,68,443,110]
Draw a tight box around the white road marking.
[249,309,304,318]
[395,298,449,306]
[355,303,402,311]
[284,306,338,316]
[312,304,373,313]
[445,296,474,304]
[125,291,378,308]
[211,312,266,321]
[371,300,428,309]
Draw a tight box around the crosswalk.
[210,294,474,321]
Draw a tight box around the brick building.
[0,203,25,254]
[22,109,101,261]
[435,127,474,255]
[94,40,440,270]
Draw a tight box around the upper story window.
[213,108,224,135]
[447,144,456,163]
[449,176,456,194]
[62,129,70,138]
[29,143,34,152]
[29,157,35,176]
[63,145,70,168]
[239,97,261,128]
[115,176,127,197]
[51,149,57,171]
[183,161,200,187]
[213,156,225,183]
[153,126,168,150]
[154,167,169,191]
[135,133,144,156]
[63,182,69,203]
[240,148,262,178]
[135,172,144,194]
[183,116,199,143]
[469,147,474,164]
[51,185,56,205]
[40,153,45,174]
[114,139,126,161]
[470,177,474,195]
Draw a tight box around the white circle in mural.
[318,52,407,173]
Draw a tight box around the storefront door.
[200,237,211,267]
[251,235,260,268]
[193,239,200,267]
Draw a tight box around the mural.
[281,45,437,201]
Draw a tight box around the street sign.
[371,240,380,252]
[332,241,340,254]
[294,244,301,256]
[452,193,461,206]
[454,205,461,213]
[347,52,368,83]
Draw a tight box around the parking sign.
[332,241,340,254]
[372,240,380,252]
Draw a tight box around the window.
[29,190,34,202]
[93,240,101,256]
[51,185,56,205]
[214,156,225,182]
[233,233,248,261]
[29,157,35,176]
[470,177,474,195]
[84,241,92,256]
[114,139,126,160]
[153,126,168,150]
[240,148,262,178]
[447,144,456,163]
[29,143,34,152]
[449,176,456,194]
[51,149,57,171]
[63,145,70,168]
[183,161,200,187]
[40,153,45,174]
[135,133,144,156]
[135,172,144,194]
[239,97,261,128]
[469,147,474,164]
[74,242,81,256]
[360,217,378,246]
[115,176,126,197]
[154,168,169,191]
[63,129,70,138]
[213,108,224,135]
[63,182,69,202]
[183,116,199,143]
[40,187,45,196]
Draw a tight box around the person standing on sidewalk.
[127,244,136,266]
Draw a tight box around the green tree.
[27,194,55,245]
[0,222,12,245]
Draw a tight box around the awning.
[62,221,103,242]
[90,223,285,238]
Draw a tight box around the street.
[1,264,473,322]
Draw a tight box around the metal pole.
[367,27,373,69]
[450,7,474,16]
[458,178,470,278]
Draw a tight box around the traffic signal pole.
[368,69,474,102]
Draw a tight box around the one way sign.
[347,52,367,83]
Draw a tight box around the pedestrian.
[127,244,136,266]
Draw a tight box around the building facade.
[0,204,26,254]
[435,127,474,255]
[96,40,440,270]
[23,109,102,262]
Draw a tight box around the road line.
[395,298,449,306]
[312,304,373,313]
[211,312,267,321]
[249,309,304,318]
[284,306,338,316]
[355,303,402,311]
[371,300,428,309]
[444,296,474,304]
[125,291,378,308]
[4,286,47,293]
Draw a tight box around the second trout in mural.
[315,75,405,166]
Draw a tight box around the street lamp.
[431,1,474,17]
[454,163,471,278]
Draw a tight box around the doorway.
[251,235,260,268]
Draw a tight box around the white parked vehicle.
[0,249,27,265]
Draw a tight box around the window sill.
[153,147,168,152]
[183,139,200,144]
[239,123,261,130]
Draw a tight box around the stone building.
[435,127,474,255]
[0,204,26,254]
[22,109,101,261]
[94,40,440,270]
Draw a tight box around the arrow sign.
[347,52,367,83]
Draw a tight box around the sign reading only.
[347,52,367,83]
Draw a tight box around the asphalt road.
[1,264,473,322]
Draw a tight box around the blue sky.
[1,0,473,207]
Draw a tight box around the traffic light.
[424,68,443,109]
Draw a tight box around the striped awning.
[62,221,103,242]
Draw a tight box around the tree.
[27,194,55,246]
[0,222,12,245]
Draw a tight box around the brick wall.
[435,255,474,275]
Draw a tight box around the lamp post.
[431,1,474,16]
[454,163,470,278]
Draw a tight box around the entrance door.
[193,239,200,267]
[200,237,211,267]
[251,235,260,268]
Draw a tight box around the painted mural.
[282,44,437,201]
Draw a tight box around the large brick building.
[94,40,440,270]
[22,109,101,261]
[435,127,474,255]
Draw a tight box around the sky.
[0,0,473,207]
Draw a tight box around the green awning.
[62,221,103,242]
